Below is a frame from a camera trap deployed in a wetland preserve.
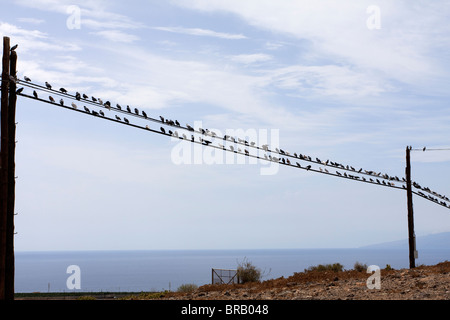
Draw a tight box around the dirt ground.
[145,261,450,300]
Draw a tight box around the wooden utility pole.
[0,36,16,300]
[405,146,416,269]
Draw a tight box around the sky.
[1,0,449,251]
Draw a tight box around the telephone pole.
[0,36,17,300]
[405,146,416,269]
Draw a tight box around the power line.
[12,78,450,210]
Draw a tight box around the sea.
[14,248,450,293]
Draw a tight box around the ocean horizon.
[14,247,450,293]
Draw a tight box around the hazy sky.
[2,0,450,251]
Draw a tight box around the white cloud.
[229,53,272,64]
[91,30,140,43]
[153,26,247,39]
[17,17,45,25]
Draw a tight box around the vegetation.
[237,257,263,283]
[304,263,344,273]
[177,283,198,293]
[353,261,368,272]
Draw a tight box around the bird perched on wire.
[71,102,77,109]
[24,76,31,82]
[10,44,18,51]
[142,110,147,118]
[116,104,122,110]
[49,96,55,103]
[423,147,426,151]
[84,106,90,112]
[45,82,52,89]
[59,88,67,93]
[124,117,129,124]
[83,94,88,99]
[160,127,165,134]
[134,108,139,115]
[33,90,38,98]
[115,115,121,121]
[99,110,104,117]
[59,99,64,106]
[16,87,24,94]
[127,105,131,113]
[75,92,81,101]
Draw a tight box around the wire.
[13,79,450,210]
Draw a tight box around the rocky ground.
[144,261,450,300]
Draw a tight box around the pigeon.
[92,111,99,116]
[59,99,64,106]
[306,165,311,170]
[115,115,121,121]
[186,124,194,131]
[24,76,31,82]
[160,127,166,134]
[127,105,131,113]
[33,90,38,98]
[84,106,89,112]
[142,111,147,118]
[104,101,111,109]
[10,44,18,51]
[124,117,129,124]
[71,102,77,109]
[116,104,121,110]
[175,120,180,126]
[134,108,139,115]
[98,98,103,105]
[15,87,24,94]
[159,116,164,122]
[45,82,52,89]
[49,96,55,103]
[83,94,88,99]
[99,110,104,116]
[59,88,67,93]
[75,92,81,100]
[91,96,97,102]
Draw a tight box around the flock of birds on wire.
[5,74,450,210]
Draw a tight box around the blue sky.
[1,0,449,251]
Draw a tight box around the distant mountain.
[361,232,450,250]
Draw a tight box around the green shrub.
[177,283,198,293]
[353,261,368,272]
[385,264,394,271]
[237,257,262,283]
[304,263,344,273]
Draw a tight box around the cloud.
[153,26,247,39]
[17,17,46,25]
[91,30,140,43]
[229,53,272,64]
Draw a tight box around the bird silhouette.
[45,82,52,89]
[24,76,31,82]
[99,110,104,116]
[10,44,18,51]
[127,105,131,113]
[160,116,164,122]
[423,147,426,151]
[59,88,67,93]
[142,111,147,118]
[115,115,121,121]
[83,94,88,99]
[71,103,77,109]
[160,127,166,134]
[116,104,122,110]
[83,106,89,112]
[124,117,129,124]
[134,108,139,115]
[16,87,24,94]
[49,96,55,103]
[91,96,97,102]
[75,92,81,100]
[59,99,64,106]
[33,90,38,98]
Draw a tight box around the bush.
[304,263,344,273]
[385,264,394,271]
[353,261,368,272]
[177,283,198,293]
[237,257,262,284]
